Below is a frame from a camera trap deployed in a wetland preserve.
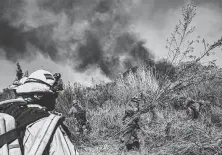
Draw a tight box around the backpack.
[0,99,61,155]
[0,112,22,155]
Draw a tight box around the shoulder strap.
[0,109,49,148]
[27,114,63,155]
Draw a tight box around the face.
[38,93,57,111]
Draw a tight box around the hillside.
[50,4,222,154]
[1,3,222,155]
[51,62,222,155]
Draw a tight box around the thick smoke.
[0,20,27,61]
[0,0,59,61]
[0,0,155,78]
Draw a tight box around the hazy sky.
[0,0,222,91]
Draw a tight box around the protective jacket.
[23,104,79,155]
[0,101,79,155]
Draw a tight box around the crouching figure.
[69,100,91,135]
[185,98,203,119]
[120,96,141,151]
[0,69,79,155]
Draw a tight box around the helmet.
[9,76,28,90]
[16,69,56,94]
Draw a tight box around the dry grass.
[1,63,222,154]
[53,64,222,155]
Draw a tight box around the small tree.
[161,2,222,97]
[16,63,23,80]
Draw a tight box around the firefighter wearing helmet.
[0,69,79,155]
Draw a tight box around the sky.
[0,0,222,91]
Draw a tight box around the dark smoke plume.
[76,31,104,71]
[0,19,58,61]
[0,0,155,79]
[0,20,27,61]
[27,24,59,61]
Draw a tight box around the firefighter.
[69,100,91,134]
[5,69,79,155]
[120,95,141,151]
[185,98,202,119]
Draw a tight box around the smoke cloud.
[0,0,155,79]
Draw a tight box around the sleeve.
[49,125,79,155]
